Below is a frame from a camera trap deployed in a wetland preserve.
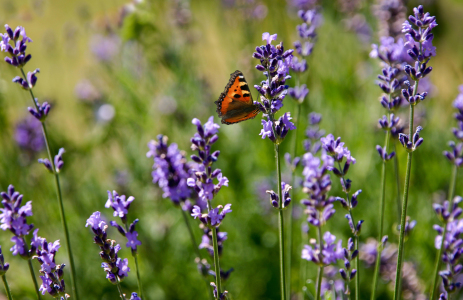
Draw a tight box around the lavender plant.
[106,191,143,299]
[287,10,322,296]
[430,86,463,299]
[187,116,231,299]
[432,197,463,299]
[372,0,407,39]
[0,24,78,300]
[369,34,407,300]
[394,6,437,300]
[252,32,295,300]
[34,238,69,299]
[321,134,363,300]
[1,184,43,299]
[146,134,213,299]
[287,8,322,173]
[360,238,427,300]
[0,246,12,300]
[299,150,343,299]
[86,211,135,299]
[296,113,324,298]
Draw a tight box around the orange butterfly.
[215,70,261,124]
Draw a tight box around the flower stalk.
[275,144,287,300]
[393,5,437,298]
[19,65,78,300]
[181,209,214,300]
[28,259,42,300]
[2,274,13,300]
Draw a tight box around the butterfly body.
[215,70,260,124]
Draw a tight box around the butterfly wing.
[215,70,260,125]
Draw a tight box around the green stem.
[393,140,402,223]
[290,103,302,300]
[27,259,42,300]
[316,266,324,300]
[371,129,391,300]
[122,220,145,300]
[275,144,287,300]
[181,209,214,300]
[300,229,309,300]
[134,254,144,299]
[430,164,458,299]
[315,225,323,300]
[393,101,416,300]
[355,236,360,300]
[181,209,201,257]
[116,277,127,300]
[448,164,458,205]
[2,274,13,300]
[336,162,359,300]
[20,68,78,300]
[211,227,222,299]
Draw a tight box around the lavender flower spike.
[105,190,134,223]
[188,116,230,299]
[86,211,131,283]
[35,238,70,299]
[0,24,33,68]
[252,33,295,144]
[146,134,193,205]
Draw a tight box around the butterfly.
[215,70,261,124]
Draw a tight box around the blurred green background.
[1,0,463,299]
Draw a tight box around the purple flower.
[12,68,40,90]
[199,227,228,257]
[252,33,295,143]
[399,5,437,91]
[147,134,193,205]
[302,231,343,265]
[188,117,229,206]
[321,134,356,169]
[10,236,25,256]
[259,118,274,140]
[28,98,51,121]
[0,185,37,257]
[104,190,142,253]
[0,24,33,68]
[454,85,463,112]
[35,237,69,298]
[433,198,463,295]
[125,231,141,251]
[398,126,424,152]
[116,258,130,277]
[15,116,44,154]
[338,237,358,287]
[288,84,309,103]
[85,211,107,232]
[262,32,278,45]
[372,0,407,38]
[87,211,131,283]
[259,113,296,143]
[38,147,66,175]
[303,113,325,154]
[190,204,232,227]
[0,246,10,276]
[290,56,307,73]
[370,36,407,65]
[130,293,142,300]
[105,190,134,221]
